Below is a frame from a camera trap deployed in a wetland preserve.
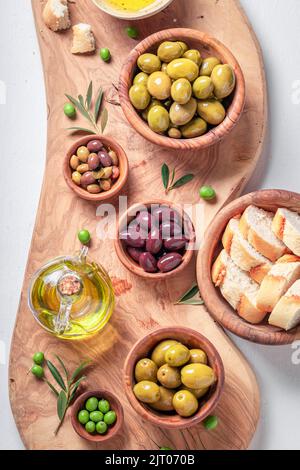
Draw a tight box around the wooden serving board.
[9,0,266,450]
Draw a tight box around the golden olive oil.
[103,0,157,12]
[29,256,114,339]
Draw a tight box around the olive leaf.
[69,376,86,402]
[44,379,59,397]
[78,95,85,108]
[175,284,204,306]
[86,81,93,109]
[57,390,68,421]
[101,107,108,133]
[161,163,170,190]
[55,355,68,381]
[70,360,91,384]
[46,360,67,391]
[67,126,96,135]
[94,88,103,122]
[169,174,194,190]
[65,94,91,122]
[161,164,195,194]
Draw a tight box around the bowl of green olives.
[71,390,124,442]
[123,327,224,429]
[119,28,245,151]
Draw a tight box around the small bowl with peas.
[63,135,129,202]
[71,390,124,442]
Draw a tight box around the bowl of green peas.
[71,390,124,442]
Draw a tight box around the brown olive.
[100,179,112,191]
[71,171,81,185]
[88,153,100,170]
[98,150,112,167]
[77,146,90,162]
[111,166,120,180]
[108,149,119,166]
[139,252,158,273]
[87,184,101,193]
[80,171,96,187]
[77,163,89,174]
[70,154,79,170]
[87,140,103,152]
[157,252,183,272]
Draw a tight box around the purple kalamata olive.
[87,140,103,152]
[164,237,186,251]
[161,221,183,238]
[157,252,183,273]
[152,205,181,225]
[120,224,147,248]
[80,171,96,187]
[127,246,143,263]
[98,149,112,167]
[146,226,162,254]
[88,153,100,170]
[136,210,153,230]
[139,252,158,273]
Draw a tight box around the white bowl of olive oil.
[91,0,174,20]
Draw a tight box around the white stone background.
[0,0,300,450]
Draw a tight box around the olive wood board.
[9,0,266,450]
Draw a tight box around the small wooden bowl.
[71,390,124,442]
[63,135,129,202]
[114,200,195,280]
[123,327,224,430]
[198,189,300,345]
[119,28,245,151]
[92,0,174,20]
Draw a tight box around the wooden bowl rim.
[198,189,300,345]
[63,135,129,202]
[123,326,225,429]
[70,389,124,442]
[119,27,245,151]
[91,0,174,20]
[114,199,195,280]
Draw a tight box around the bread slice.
[256,254,300,311]
[212,250,267,324]
[269,279,300,330]
[239,205,288,262]
[42,0,71,32]
[71,24,96,54]
[222,218,272,283]
[272,208,300,256]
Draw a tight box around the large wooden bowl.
[198,189,300,345]
[119,28,245,151]
[114,200,195,280]
[123,327,224,430]
[63,135,129,202]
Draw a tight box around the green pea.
[78,229,91,245]
[85,397,99,412]
[199,185,216,201]
[100,48,111,62]
[90,411,104,423]
[64,102,76,118]
[98,399,110,414]
[78,409,90,425]
[85,421,96,433]
[126,26,139,39]
[31,365,44,379]
[96,421,108,434]
[33,352,44,365]
[104,410,117,426]
[203,415,218,430]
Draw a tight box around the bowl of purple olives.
[115,200,195,279]
[64,135,129,202]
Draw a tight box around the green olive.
[172,390,198,417]
[197,99,226,125]
[147,71,172,100]
[169,97,197,126]
[181,385,210,399]
[168,127,182,139]
[142,99,161,120]
[157,364,181,389]
[133,72,149,87]
[133,380,161,403]
[166,58,199,82]
[150,386,175,411]
[189,349,208,364]
[135,358,158,383]
[181,363,216,389]
[171,78,192,105]
[157,41,183,63]
[165,343,190,367]
[177,41,189,54]
[192,76,214,100]
[180,117,207,138]
[183,49,202,66]
[151,340,178,367]
[147,105,170,133]
[129,84,151,110]
[137,53,161,73]
[211,64,236,99]
[199,56,221,76]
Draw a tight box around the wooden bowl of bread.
[198,189,300,344]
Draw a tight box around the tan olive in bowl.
[123,327,224,430]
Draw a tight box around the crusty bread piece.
[272,208,300,256]
[212,250,267,324]
[239,205,288,262]
[269,279,300,330]
[42,0,71,32]
[256,255,300,311]
[222,218,272,284]
[71,24,96,54]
